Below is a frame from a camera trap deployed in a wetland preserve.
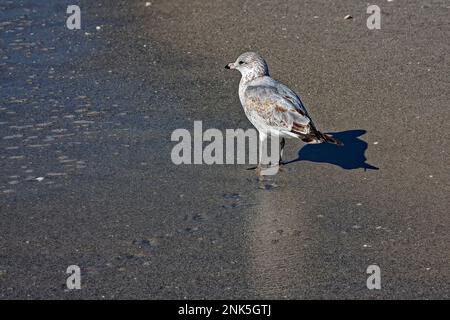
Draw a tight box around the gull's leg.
[256,131,267,176]
[246,130,265,171]
[279,137,286,165]
[258,131,267,166]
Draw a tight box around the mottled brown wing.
[244,85,313,135]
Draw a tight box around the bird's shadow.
[284,130,379,170]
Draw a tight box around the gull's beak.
[225,63,235,69]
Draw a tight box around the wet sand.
[0,0,449,299]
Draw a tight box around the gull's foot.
[256,164,282,176]
[277,162,286,172]
[245,165,264,177]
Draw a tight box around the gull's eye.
[239,61,245,65]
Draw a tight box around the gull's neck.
[238,70,269,105]
[239,67,269,85]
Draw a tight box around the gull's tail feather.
[321,132,343,146]
[301,131,343,146]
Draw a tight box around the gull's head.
[225,52,269,80]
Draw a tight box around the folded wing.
[244,84,316,136]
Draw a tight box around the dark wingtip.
[322,133,343,146]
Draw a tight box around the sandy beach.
[0,0,449,299]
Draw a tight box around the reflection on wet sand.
[245,180,310,298]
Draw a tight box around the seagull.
[225,52,342,171]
